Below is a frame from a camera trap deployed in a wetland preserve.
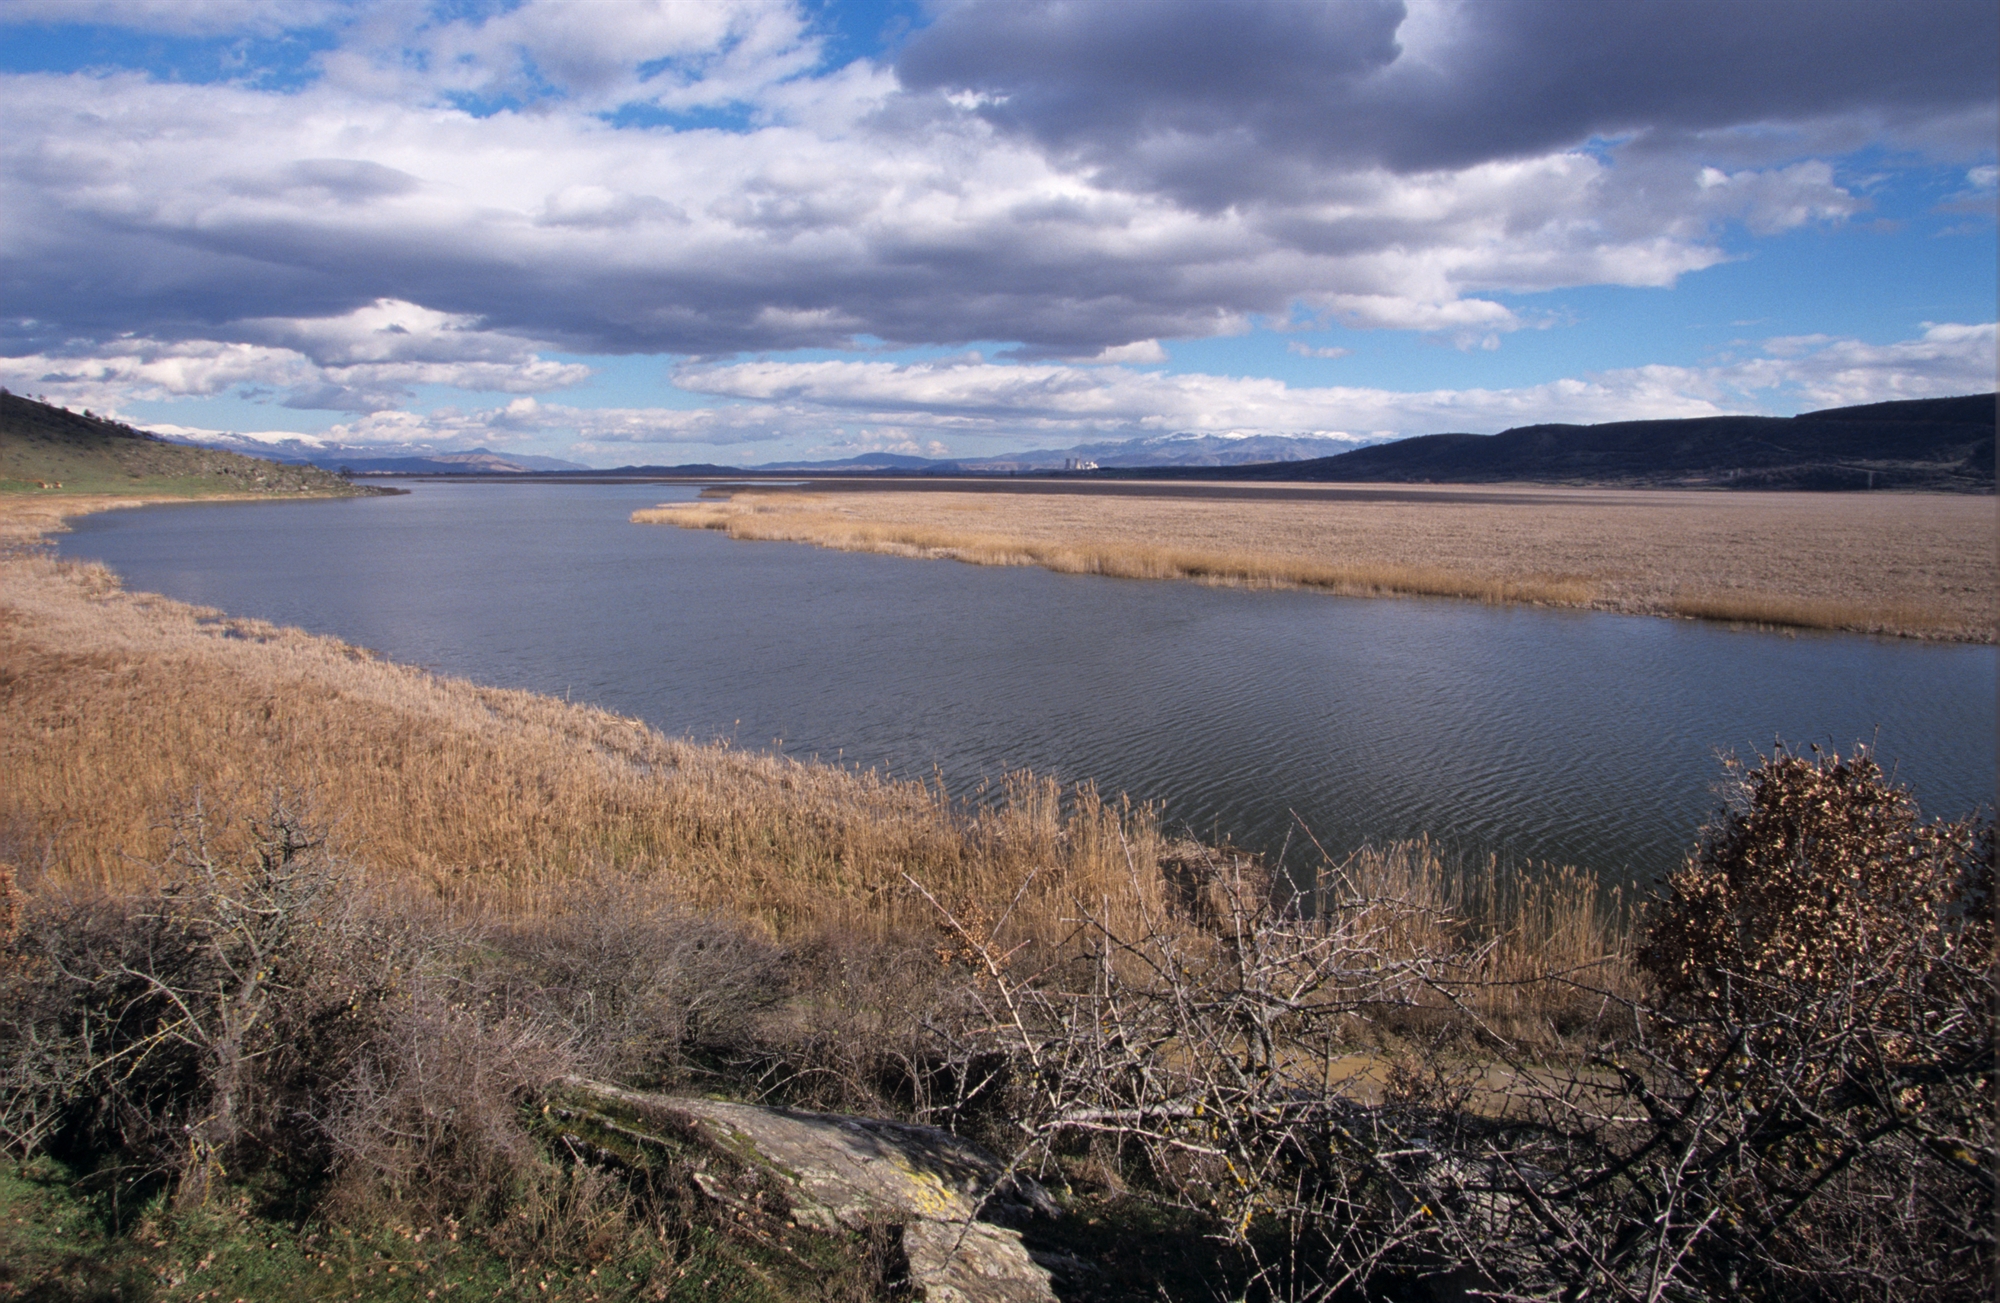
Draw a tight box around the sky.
[0,0,1993,467]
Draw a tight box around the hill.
[0,391,370,497]
[1211,393,1996,489]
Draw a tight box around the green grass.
[0,391,366,499]
[0,1152,893,1303]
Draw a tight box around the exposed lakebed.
[58,480,1996,886]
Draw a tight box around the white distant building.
[1062,457,1099,471]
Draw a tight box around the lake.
[56,480,1996,887]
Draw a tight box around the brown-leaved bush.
[1636,745,1994,1301]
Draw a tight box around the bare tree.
[913,749,1994,1301]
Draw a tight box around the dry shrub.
[0,794,575,1233]
[753,922,994,1123]
[474,874,786,1087]
[1636,745,1995,1301]
[320,991,572,1229]
[1,797,402,1202]
[1641,744,1989,1010]
[479,1161,635,1265]
[0,861,17,950]
[911,756,1992,1301]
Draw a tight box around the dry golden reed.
[636,495,1597,607]
[0,501,1184,949]
[636,484,1994,641]
[1,496,1632,1035]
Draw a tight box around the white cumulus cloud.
[218,322,1990,459]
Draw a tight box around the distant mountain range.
[87,393,1999,490]
[1195,394,1995,490]
[160,432,590,475]
[740,432,1368,473]
[583,395,1994,489]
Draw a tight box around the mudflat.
[636,479,1996,642]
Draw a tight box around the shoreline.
[0,492,1176,941]
[0,487,1627,971]
[635,483,1997,643]
[0,485,391,550]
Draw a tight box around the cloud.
[0,303,592,413]
[318,0,824,116]
[1287,342,1352,359]
[899,0,1998,203]
[265,322,1975,457]
[97,321,1985,461]
[239,299,566,367]
[1076,340,1168,364]
[668,354,1726,442]
[1711,321,1997,409]
[5,0,1983,365]
[0,67,1856,362]
[0,0,343,37]
[315,396,807,450]
[0,0,1990,441]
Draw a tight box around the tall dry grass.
[636,485,1995,641]
[638,495,1597,607]
[1305,840,1639,1041]
[0,555,1172,950]
[1,496,1633,1033]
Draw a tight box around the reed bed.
[0,560,1175,948]
[636,485,1994,641]
[1282,839,1640,1042]
[640,496,1595,606]
[2,496,1632,1030]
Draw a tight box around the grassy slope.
[0,391,367,498]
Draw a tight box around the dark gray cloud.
[899,0,1999,205]
[0,0,1989,372]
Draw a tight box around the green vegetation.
[0,390,366,498]
[0,1150,826,1302]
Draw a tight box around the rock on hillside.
[552,1078,1073,1302]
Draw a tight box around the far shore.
[635,480,1997,643]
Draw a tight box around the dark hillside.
[0,390,368,497]
[1219,392,1995,490]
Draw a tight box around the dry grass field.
[0,494,1628,1029]
[636,482,1996,642]
[0,505,1163,948]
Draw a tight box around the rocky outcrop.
[552,1078,1067,1302]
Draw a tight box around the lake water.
[56,481,1996,887]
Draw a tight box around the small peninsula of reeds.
[636,483,1995,641]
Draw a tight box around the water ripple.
[56,481,1997,888]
